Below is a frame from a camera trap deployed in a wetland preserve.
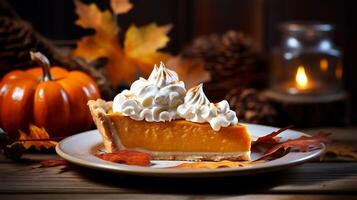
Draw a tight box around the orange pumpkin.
[0,52,100,137]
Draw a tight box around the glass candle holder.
[271,23,342,95]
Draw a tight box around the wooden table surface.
[1,127,357,200]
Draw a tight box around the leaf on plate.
[252,125,293,146]
[18,124,58,151]
[251,126,293,153]
[168,160,264,169]
[166,56,211,89]
[73,0,172,86]
[97,150,152,166]
[258,132,331,160]
[110,0,133,14]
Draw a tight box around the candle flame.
[296,65,308,89]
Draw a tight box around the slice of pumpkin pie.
[88,62,251,161]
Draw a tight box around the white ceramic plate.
[56,124,325,177]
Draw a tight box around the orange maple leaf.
[73,0,120,62]
[105,23,172,84]
[18,124,58,151]
[110,0,133,14]
[73,0,172,86]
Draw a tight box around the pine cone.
[226,88,277,125]
[0,16,114,99]
[182,30,267,101]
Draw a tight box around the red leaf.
[39,160,68,168]
[259,132,331,160]
[252,125,293,146]
[252,125,293,152]
[38,160,76,173]
[97,150,152,166]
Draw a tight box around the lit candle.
[295,65,309,90]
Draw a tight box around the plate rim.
[56,123,326,177]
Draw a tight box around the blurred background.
[1,0,356,129]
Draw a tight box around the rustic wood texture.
[0,195,356,200]
[1,158,357,194]
[1,128,357,199]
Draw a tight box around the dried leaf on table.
[39,160,68,168]
[73,0,172,86]
[97,150,152,166]
[166,56,210,89]
[38,159,75,173]
[323,144,357,160]
[167,160,264,170]
[110,0,133,14]
[18,124,57,151]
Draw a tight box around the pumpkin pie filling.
[88,62,251,161]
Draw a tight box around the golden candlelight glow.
[295,65,308,89]
[320,58,328,72]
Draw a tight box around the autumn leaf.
[18,124,58,150]
[323,144,357,160]
[73,0,172,86]
[259,132,331,160]
[110,0,133,14]
[168,160,264,170]
[39,160,68,168]
[73,0,120,62]
[97,150,152,166]
[124,23,171,65]
[166,56,210,89]
[38,159,75,173]
[252,125,293,146]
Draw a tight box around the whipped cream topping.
[177,84,238,131]
[113,62,239,131]
[113,62,186,122]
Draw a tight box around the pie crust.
[88,99,251,161]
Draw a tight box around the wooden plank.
[1,157,357,194]
[1,194,357,200]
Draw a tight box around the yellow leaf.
[124,23,172,63]
[74,0,118,34]
[18,124,57,151]
[110,0,133,14]
[73,0,119,62]
[73,1,172,86]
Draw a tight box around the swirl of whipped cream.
[177,84,238,131]
[113,62,186,122]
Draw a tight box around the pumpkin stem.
[30,51,53,81]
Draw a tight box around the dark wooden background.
[5,0,357,124]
